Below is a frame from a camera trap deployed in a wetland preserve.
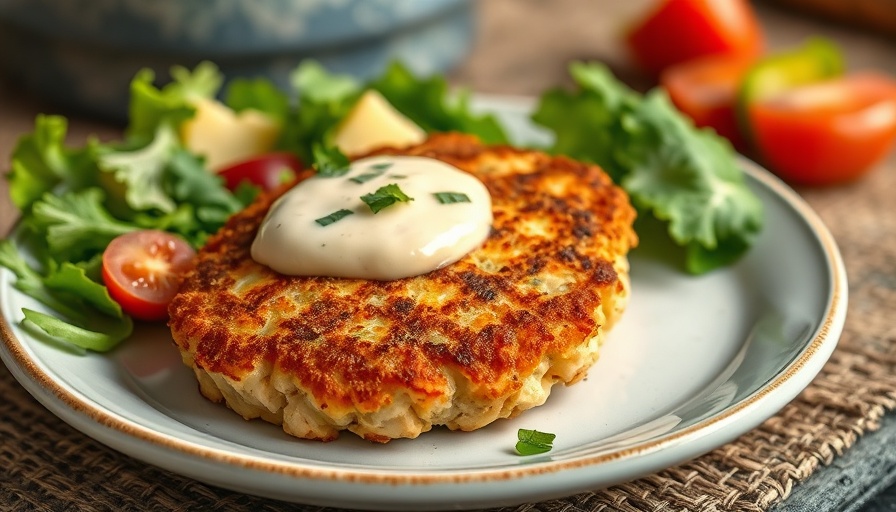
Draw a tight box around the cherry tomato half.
[102,230,197,321]
[217,152,303,192]
[626,0,763,77]
[661,54,755,152]
[747,73,896,186]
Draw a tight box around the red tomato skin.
[748,73,896,186]
[103,263,168,321]
[661,55,755,152]
[217,152,303,191]
[102,230,196,322]
[627,0,763,76]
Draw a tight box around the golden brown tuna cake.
[168,133,638,443]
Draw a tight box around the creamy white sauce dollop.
[250,155,493,280]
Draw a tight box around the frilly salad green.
[1,60,763,351]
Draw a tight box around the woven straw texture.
[2,2,896,511]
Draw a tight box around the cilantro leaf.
[30,188,135,262]
[532,62,763,274]
[312,144,351,177]
[433,192,471,204]
[315,209,354,226]
[360,184,413,213]
[515,429,556,456]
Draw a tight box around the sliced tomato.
[747,73,896,185]
[102,230,197,321]
[217,152,303,192]
[626,0,763,77]
[661,54,755,152]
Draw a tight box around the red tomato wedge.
[626,0,763,76]
[747,73,896,186]
[661,54,755,152]
[102,230,197,321]
[217,152,303,192]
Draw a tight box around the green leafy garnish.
[6,115,94,212]
[225,77,290,121]
[0,62,250,351]
[515,429,556,456]
[127,62,222,142]
[532,62,763,274]
[312,144,351,177]
[315,209,355,226]
[349,162,392,184]
[360,184,413,213]
[280,61,508,163]
[433,192,471,204]
[30,189,136,262]
[369,62,507,144]
[96,124,180,213]
[22,308,133,353]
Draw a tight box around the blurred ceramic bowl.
[0,0,475,120]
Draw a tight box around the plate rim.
[0,97,847,490]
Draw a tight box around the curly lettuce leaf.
[370,61,507,144]
[30,188,135,262]
[96,124,179,213]
[127,62,223,142]
[225,77,291,121]
[281,60,508,162]
[532,62,763,274]
[6,115,97,211]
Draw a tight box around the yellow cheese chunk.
[333,90,426,156]
[181,98,281,171]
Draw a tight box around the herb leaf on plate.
[533,62,764,274]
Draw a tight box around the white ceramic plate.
[0,97,847,511]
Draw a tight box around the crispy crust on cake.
[168,133,637,442]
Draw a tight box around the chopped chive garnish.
[433,191,471,204]
[312,143,350,177]
[389,174,408,179]
[360,184,413,214]
[315,209,354,226]
[515,429,556,456]
[349,162,392,184]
